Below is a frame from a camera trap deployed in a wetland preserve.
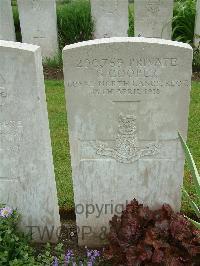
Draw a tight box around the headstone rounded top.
[63,37,192,51]
[0,36,60,243]
[134,0,174,40]
[90,0,129,38]
[0,40,40,52]
[17,0,58,58]
[0,0,16,41]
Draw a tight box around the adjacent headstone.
[63,37,192,247]
[0,40,60,242]
[90,0,128,38]
[134,0,174,39]
[0,0,16,41]
[194,0,200,48]
[17,0,58,58]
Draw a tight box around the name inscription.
[75,57,177,79]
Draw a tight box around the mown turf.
[182,81,200,216]
[45,80,200,216]
[45,80,73,210]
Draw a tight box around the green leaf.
[183,188,200,218]
[178,132,200,198]
[186,216,200,229]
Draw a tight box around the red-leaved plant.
[105,199,200,266]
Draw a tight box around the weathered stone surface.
[194,0,200,48]
[0,41,60,242]
[134,0,174,39]
[17,0,58,58]
[0,0,15,41]
[91,0,128,38]
[63,37,192,247]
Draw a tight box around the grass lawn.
[45,80,73,210]
[45,80,200,216]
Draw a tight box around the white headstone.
[194,0,200,48]
[63,37,192,247]
[0,0,16,41]
[0,40,60,242]
[134,0,174,39]
[91,0,128,38]
[17,0,58,58]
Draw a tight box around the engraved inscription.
[0,121,23,180]
[94,114,159,163]
[146,0,161,14]
[33,29,46,40]
[0,121,23,153]
[67,80,189,96]
[0,73,5,84]
[31,0,41,11]
[0,74,7,106]
[76,57,177,79]
[69,57,189,96]
[0,86,7,106]
[0,87,7,106]
[76,57,178,69]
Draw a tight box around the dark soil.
[43,66,63,80]
[58,209,82,251]
[192,71,200,81]
[33,209,106,263]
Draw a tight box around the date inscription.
[67,79,189,96]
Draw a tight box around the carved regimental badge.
[146,0,161,14]
[95,114,159,163]
[31,0,41,11]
